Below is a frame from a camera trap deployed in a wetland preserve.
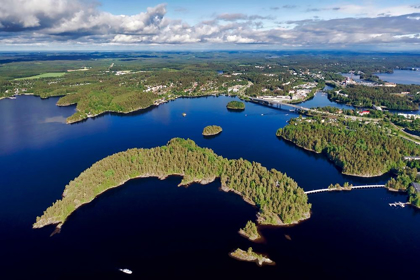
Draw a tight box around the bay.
[0,95,418,279]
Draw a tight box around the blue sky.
[1,0,420,50]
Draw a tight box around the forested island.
[226,101,245,110]
[202,125,223,136]
[239,221,261,241]
[277,117,420,177]
[34,138,310,230]
[229,247,274,266]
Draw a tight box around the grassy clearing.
[14,72,66,80]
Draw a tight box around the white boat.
[119,268,132,274]
[8,96,16,100]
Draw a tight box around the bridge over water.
[305,185,386,195]
[249,97,311,112]
[249,96,379,122]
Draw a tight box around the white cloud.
[1,0,420,49]
[335,4,420,17]
[226,35,256,43]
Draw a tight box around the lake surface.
[298,90,354,110]
[341,70,420,85]
[377,69,420,85]
[1,95,419,279]
[341,73,362,82]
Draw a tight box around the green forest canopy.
[227,101,245,110]
[328,84,420,110]
[203,125,223,136]
[34,138,311,230]
[240,220,260,240]
[277,117,420,177]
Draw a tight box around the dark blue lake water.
[341,70,420,85]
[1,95,419,279]
[377,70,420,85]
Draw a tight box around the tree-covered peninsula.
[277,117,420,177]
[328,84,420,110]
[34,138,310,230]
[226,101,245,110]
[202,125,223,136]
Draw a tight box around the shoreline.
[328,96,419,112]
[238,229,263,242]
[202,126,223,137]
[34,172,218,230]
[66,104,158,124]
[221,184,310,226]
[64,93,230,124]
[35,167,310,231]
[35,171,307,231]
[202,131,222,136]
[2,90,235,124]
[229,249,275,266]
[408,202,420,209]
[278,136,388,178]
[259,211,311,227]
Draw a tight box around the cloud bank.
[1,0,420,49]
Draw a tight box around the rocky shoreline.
[34,172,217,231]
[202,125,223,136]
[229,248,275,266]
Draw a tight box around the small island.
[229,247,274,266]
[34,138,310,231]
[328,182,352,191]
[202,125,223,136]
[226,101,245,110]
[239,220,261,241]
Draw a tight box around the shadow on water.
[47,176,279,279]
[70,105,158,125]
[227,108,245,113]
[203,132,222,139]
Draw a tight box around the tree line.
[328,84,420,110]
[34,138,311,229]
[277,117,420,177]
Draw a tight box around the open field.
[14,72,66,80]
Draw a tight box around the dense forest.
[202,125,223,136]
[277,117,420,177]
[34,138,311,230]
[239,220,260,241]
[408,186,420,208]
[384,166,420,208]
[389,114,420,133]
[3,51,420,123]
[328,84,420,110]
[385,167,417,191]
[53,69,236,123]
[226,101,245,110]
